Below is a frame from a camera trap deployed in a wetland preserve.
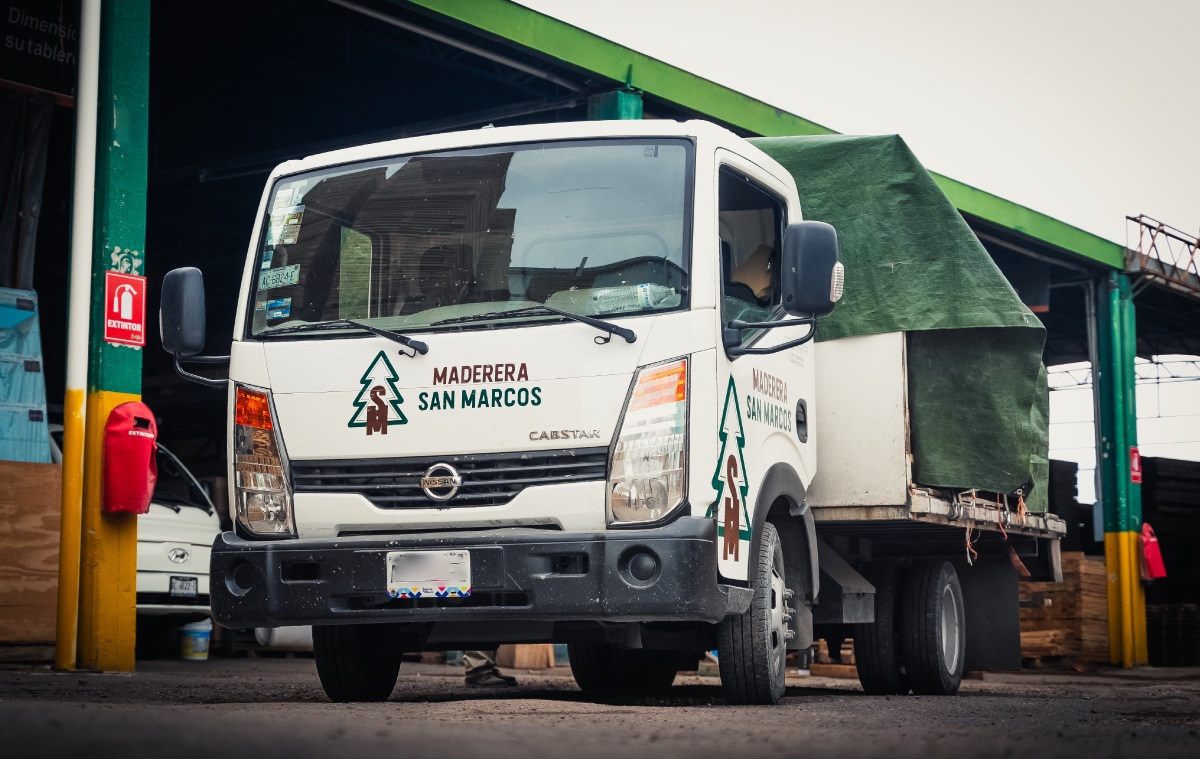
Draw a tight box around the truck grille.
[291,447,608,508]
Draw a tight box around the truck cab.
[162,120,850,704]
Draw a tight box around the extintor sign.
[103,271,146,346]
[1130,447,1142,484]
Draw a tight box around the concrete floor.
[2,659,1198,758]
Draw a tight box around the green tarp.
[750,135,1049,509]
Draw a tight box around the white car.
[50,427,221,656]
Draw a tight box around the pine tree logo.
[348,351,408,435]
[710,376,752,567]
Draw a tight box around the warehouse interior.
[2,0,1198,666]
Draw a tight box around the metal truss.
[1048,356,1200,390]
[1127,215,1200,297]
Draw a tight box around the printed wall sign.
[348,351,408,435]
[103,271,146,346]
[1,0,80,98]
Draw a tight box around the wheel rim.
[769,566,787,674]
[940,583,960,674]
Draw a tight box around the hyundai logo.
[167,547,190,564]
[420,463,462,502]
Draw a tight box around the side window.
[718,168,784,325]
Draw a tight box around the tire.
[900,559,966,695]
[567,644,679,692]
[854,560,910,695]
[718,521,789,705]
[313,624,403,702]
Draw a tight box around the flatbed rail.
[811,487,1067,539]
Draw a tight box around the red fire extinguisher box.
[102,402,158,514]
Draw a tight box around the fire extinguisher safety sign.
[104,271,147,346]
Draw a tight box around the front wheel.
[718,522,790,705]
[900,559,966,695]
[313,624,402,702]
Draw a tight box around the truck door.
[711,155,815,585]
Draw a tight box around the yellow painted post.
[1097,272,1146,667]
[74,0,151,671]
[55,0,102,672]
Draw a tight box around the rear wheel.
[313,624,402,702]
[854,560,910,695]
[718,522,790,705]
[900,560,966,695]
[567,644,679,692]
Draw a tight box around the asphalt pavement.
[1,658,1198,758]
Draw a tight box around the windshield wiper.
[259,319,429,355]
[152,494,212,515]
[431,306,636,344]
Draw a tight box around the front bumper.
[210,517,729,629]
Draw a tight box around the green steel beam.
[405,0,1126,271]
[588,89,642,120]
[1096,271,1141,533]
[932,174,1125,269]
[402,0,834,137]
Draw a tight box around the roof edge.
[931,173,1124,269]
[402,0,835,137]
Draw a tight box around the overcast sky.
[521,0,1199,245]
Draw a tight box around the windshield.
[247,139,692,338]
[153,445,213,513]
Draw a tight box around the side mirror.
[781,221,843,317]
[160,267,207,356]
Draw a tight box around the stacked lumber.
[1019,552,1108,662]
[496,644,556,669]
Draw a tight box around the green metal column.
[1095,271,1146,667]
[588,69,643,120]
[76,0,150,671]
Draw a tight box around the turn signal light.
[629,359,687,412]
[235,386,273,429]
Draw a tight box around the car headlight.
[608,358,688,525]
[233,384,295,536]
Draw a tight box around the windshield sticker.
[348,351,408,435]
[254,300,266,311]
[272,188,295,210]
[259,264,299,290]
[260,250,273,269]
[710,375,752,583]
[265,298,290,320]
[282,205,304,225]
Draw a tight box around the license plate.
[170,576,198,598]
[386,550,471,599]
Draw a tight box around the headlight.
[608,358,688,524]
[233,384,295,536]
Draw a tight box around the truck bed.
[812,486,1067,539]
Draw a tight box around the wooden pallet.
[0,461,62,643]
[1019,552,1108,662]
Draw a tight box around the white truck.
[159,120,1063,704]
